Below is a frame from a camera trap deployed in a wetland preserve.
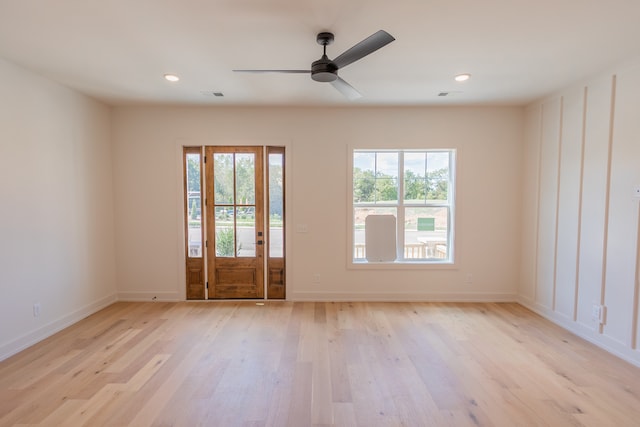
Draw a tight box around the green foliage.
[215,228,235,257]
[187,157,200,193]
[214,154,234,203]
[353,168,376,202]
[269,164,283,217]
[353,168,398,203]
[190,199,198,220]
[214,154,256,205]
[425,168,449,201]
[354,167,449,203]
[235,154,255,204]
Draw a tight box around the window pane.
[354,151,375,171]
[404,152,427,204]
[235,153,255,205]
[354,176,375,203]
[427,152,450,201]
[354,207,396,259]
[376,152,398,178]
[269,153,284,258]
[375,152,398,203]
[186,153,202,257]
[375,178,398,203]
[237,207,255,257]
[404,178,427,204]
[214,154,234,204]
[354,152,376,204]
[404,207,449,260]
[404,152,426,177]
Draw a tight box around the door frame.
[181,144,288,300]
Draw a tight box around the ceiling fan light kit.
[234,30,395,100]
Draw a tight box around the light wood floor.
[1,302,640,426]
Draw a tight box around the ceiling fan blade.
[331,77,362,100]
[233,69,310,73]
[333,30,395,69]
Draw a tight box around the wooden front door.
[205,146,264,299]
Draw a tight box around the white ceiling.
[1,0,639,107]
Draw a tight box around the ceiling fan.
[233,30,395,100]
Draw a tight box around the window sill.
[348,260,457,270]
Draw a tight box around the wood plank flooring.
[1,302,640,426]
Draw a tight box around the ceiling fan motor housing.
[311,32,338,82]
[311,55,338,82]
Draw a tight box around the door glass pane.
[237,207,255,257]
[214,154,234,204]
[186,153,202,258]
[235,153,255,205]
[404,207,448,260]
[269,153,284,258]
[215,207,235,257]
[353,207,396,259]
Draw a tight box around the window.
[185,151,203,258]
[352,149,455,264]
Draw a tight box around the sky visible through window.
[354,150,449,175]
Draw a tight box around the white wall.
[112,106,523,302]
[520,59,640,366]
[0,58,117,360]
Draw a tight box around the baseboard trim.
[517,296,640,369]
[0,293,118,362]
[117,291,181,302]
[289,291,518,302]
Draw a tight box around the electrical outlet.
[591,304,606,324]
[312,273,321,284]
[465,273,473,284]
[33,303,41,318]
[635,186,640,198]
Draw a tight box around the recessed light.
[164,74,180,82]
[454,73,471,82]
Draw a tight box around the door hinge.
[206,281,209,289]
[204,156,206,163]
[206,240,208,248]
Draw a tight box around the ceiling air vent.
[201,91,224,97]
[438,91,462,97]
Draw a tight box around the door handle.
[257,240,263,245]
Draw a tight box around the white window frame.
[348,148,456,268]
